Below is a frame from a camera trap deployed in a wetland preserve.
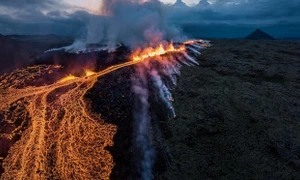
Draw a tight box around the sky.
[65,0,101,14]
[66,0,200,11]
[159,0,196,5]
[0,0,299,38]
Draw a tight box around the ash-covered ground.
[157,40,300,180]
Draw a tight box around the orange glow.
[184,39,211,47]
[184,40,205,45]
[184,40,197,44]
[132,43,185,61]
[85,69,96,77]
[54,65,62,69]
[58,74,77,83]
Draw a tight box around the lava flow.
[132,43,185,61]
[0,40,209,180]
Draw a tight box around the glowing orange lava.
[184,39,211,47]
[184,40,201,45]
[54,65,62,69]
[132,43,185,61]
[58,74,77,83]
[85,69,96,77]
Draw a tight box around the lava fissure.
[0,40,210,180]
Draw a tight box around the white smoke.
[69,0,184,51]
[131,63,155,180]
[150,66,176,118]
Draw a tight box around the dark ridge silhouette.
[195,0,210,8]
[172,0,188,8]
[245,29,275,40]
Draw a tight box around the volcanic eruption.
[0,0,210,179]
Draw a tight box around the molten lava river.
[0,40,210,180]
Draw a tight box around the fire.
[132,43,185,61]
[184,39,211,47]
[184,40,198,45]
[184,39,205,45]
[54,65,62,69]
[184,40,207,46]
[85,69,96,77]
[58,74,77,83]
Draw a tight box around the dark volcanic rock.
[85,67,135,180]
[0,34,72,74]
[245,29,275,40]
[157,39,300,180]
[85,65,173,180]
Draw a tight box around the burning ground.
[0,39,209,179]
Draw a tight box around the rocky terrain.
[0,35,72,74]
[1,38,300,179]
[157,39,300,179]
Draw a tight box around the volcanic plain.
[1,36,300,180]
[157,39,300,180]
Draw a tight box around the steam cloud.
[72,0,184,51]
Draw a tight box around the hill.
[245,29,275,40]
[195,0,210,8]
[172,0,189,8]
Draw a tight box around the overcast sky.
[0,0,299,38]
[66,0,205,11]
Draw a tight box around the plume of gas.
[65,0,184,52]
[130,40,208,179]
[131,63,156,180]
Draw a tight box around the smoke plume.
[75,0,184,50]
[132,63,156,180]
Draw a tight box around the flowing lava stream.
[0,40,208,180]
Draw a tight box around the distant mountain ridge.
[172,0,189,8]
[195,0,210,8]
[170,0,211,8]
[245,29,275,40]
